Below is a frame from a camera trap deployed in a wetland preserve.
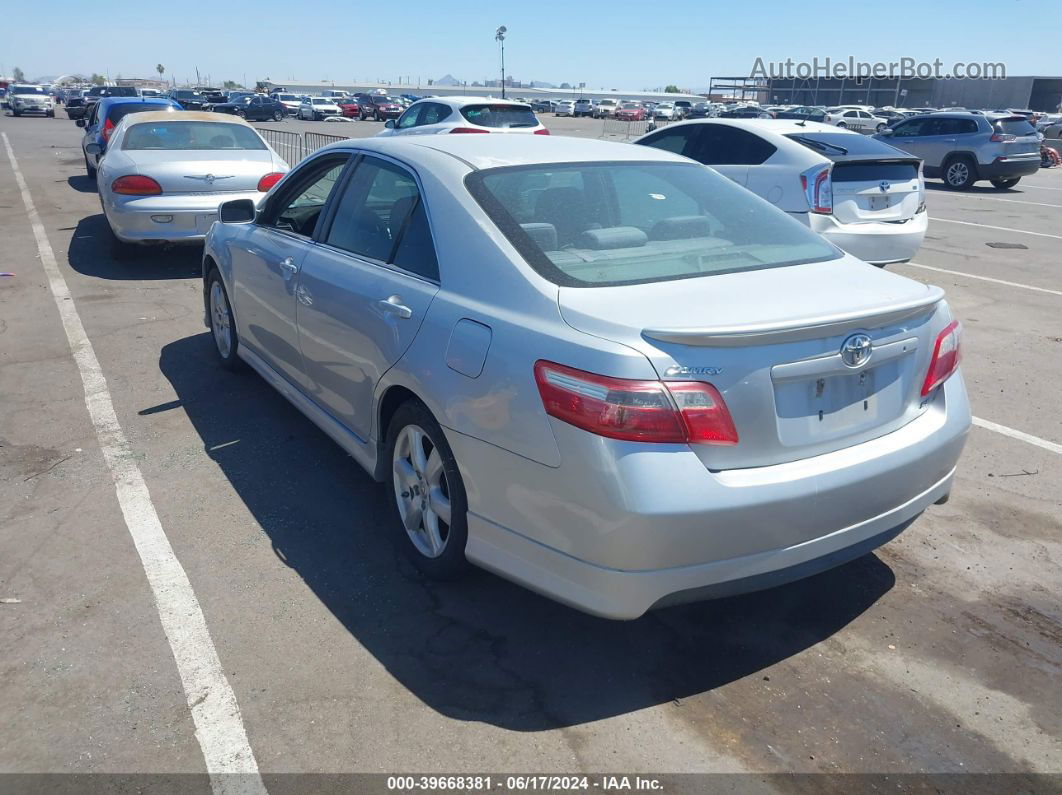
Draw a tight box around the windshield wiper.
[788,135,848,155]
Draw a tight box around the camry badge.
[665,365,723,377]
[840,333,873,368]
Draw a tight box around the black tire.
[85,154,97,179]
[235,110,246,119]
[875,122,886,133]
[12,109,21,117]
[943,155,977,190]
[47,110,55,118]
[206,268,242,370]
[385,400,470,580]
[273,110,283,121]
[990,178,1020,189]
[835,121,847,128]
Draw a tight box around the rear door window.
[684,125,777,166]
[325,156,420,263]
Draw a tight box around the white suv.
[593,98,620,118]
[8,84,55,117]
[378,97,548,136]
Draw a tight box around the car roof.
[99,97,175,108]
[415,95,531,108]
[323,133,691,170]
[122,110,253,125]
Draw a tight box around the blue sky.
[5,0,1058,89]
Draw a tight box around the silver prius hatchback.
[202,135,970,619]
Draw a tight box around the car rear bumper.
[452,374,970,619]
[104,191,263,245]
[976,155,1041,180]
[804,209,927,265]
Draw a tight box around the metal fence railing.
[305,131,349,155]
[256,128,304,168]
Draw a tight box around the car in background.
[876,112,1041,189]
[826,108,889,133]
[554,100,575,117]
[775,106,828,123]
[615,102,648,121]
[573,99,595,117]
[168,89,207,110]
[7,84,55,117]
[273,93,303,116]
[83,85,139,116]
[673,100,692,118]
[92,111,289,259]
[593,98,620,118]
[200,133,969,619]
[353,93,403,121]
[298,97,342,121]
[636,118,927,265]
[337,97,362,118]
[1042,118,1062,139]
[872,108,907,123]
[530,99,553,113]
[0,88,8,109]
[79,96,182,177]
[688,102,712,118]
[212,94,287,122]
[718,105,774,119]
[1035,113,1062,132]
[379,97,548,136]
[653,102,681,120]
[140,88,164,98]
[64,90,89,120]
[201,90,228,106]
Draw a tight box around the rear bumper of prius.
[803,209,927,265]
[452,375,970,620]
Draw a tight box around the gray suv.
[875,112,1040,189]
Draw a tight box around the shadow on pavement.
[67,214,202,281]
[158,332,896,732]
[66,175,97,193]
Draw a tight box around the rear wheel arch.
[374,385,421,480]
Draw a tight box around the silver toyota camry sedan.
[202,135,970,619]
[92,111,289,259]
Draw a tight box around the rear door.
[886,117,936,162]
[296,155,440,439]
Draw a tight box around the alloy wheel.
[209,280,232,359]
[947,161,969,186]
[392,424,452,559]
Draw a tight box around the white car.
[826,108,890,133]
[90,111,289,259]
[298,97,342,120]
[653,102,679,120]
[554,100,575,117]
[7,84,55,117]
[593,98,620,118]
[635,119,927,265]
[273,93,303,116]
[377,96,548,136]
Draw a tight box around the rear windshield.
[123,121,266,150]
[994,118,1036,136]
[832,162,920,182]
[785,132,907,157]
[460,104,538,128]
[176,91,200,98]
[106,87,139,97]
[465,161,840,287]
[108,103,176,123]
[277,94,297,101]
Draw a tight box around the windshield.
[460,104,538,128]
[123,121,266,150]
[466,161,840,287]
[176,91,200,98]
[108,103,177,123]
[312,98,332,105]
[621,103,640,109]
[373,97,396,104]
[278,94,297,101]
[13,86,46,95]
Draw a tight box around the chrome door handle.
[279,256,299,279]
[378,295,412,319]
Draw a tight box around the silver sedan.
[93,111,289,259]
[202,135,970,619]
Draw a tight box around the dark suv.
[876,112,1041,189]
[168,89,207,110]
[353,93,403,121]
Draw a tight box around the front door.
[229,152,351,389]
[296,155,440,439]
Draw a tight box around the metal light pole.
[496,26,507,99]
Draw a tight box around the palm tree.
[156,64,165,81]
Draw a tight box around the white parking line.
[1014,183,1062,191]
[2,133,266,795]
[972,417,1062,456]
[931,194,1062,209]
[902,262,1062,297]
[930,217,1062,240]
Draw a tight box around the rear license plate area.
[195,213,218,234]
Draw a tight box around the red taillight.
[533,128,551,135]
[800,164,833,214]
[257,172,284,192]
[449,127,490,134]
[111,175,162,195]
[990,132,1016,143]
[921,320,963,397]
[534,361,738,445]
[102,117,115,142]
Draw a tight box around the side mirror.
[76,118,87,128]
[85,143,102,155]
[878,128,894,136]
[384,119,396,129]
[219,198,256,224]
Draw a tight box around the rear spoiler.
[643,287,944,347]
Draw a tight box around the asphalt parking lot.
[1,111,1060,789]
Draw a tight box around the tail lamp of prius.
[534,361,739,445]
[799,163,833,214]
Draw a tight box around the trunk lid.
[558,257,945,470]
[125,151,276,194]
[830,158,922,223]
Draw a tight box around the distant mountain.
[530,80,556,88]
[435,74,461,86]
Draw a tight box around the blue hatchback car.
[79,96,181,178]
